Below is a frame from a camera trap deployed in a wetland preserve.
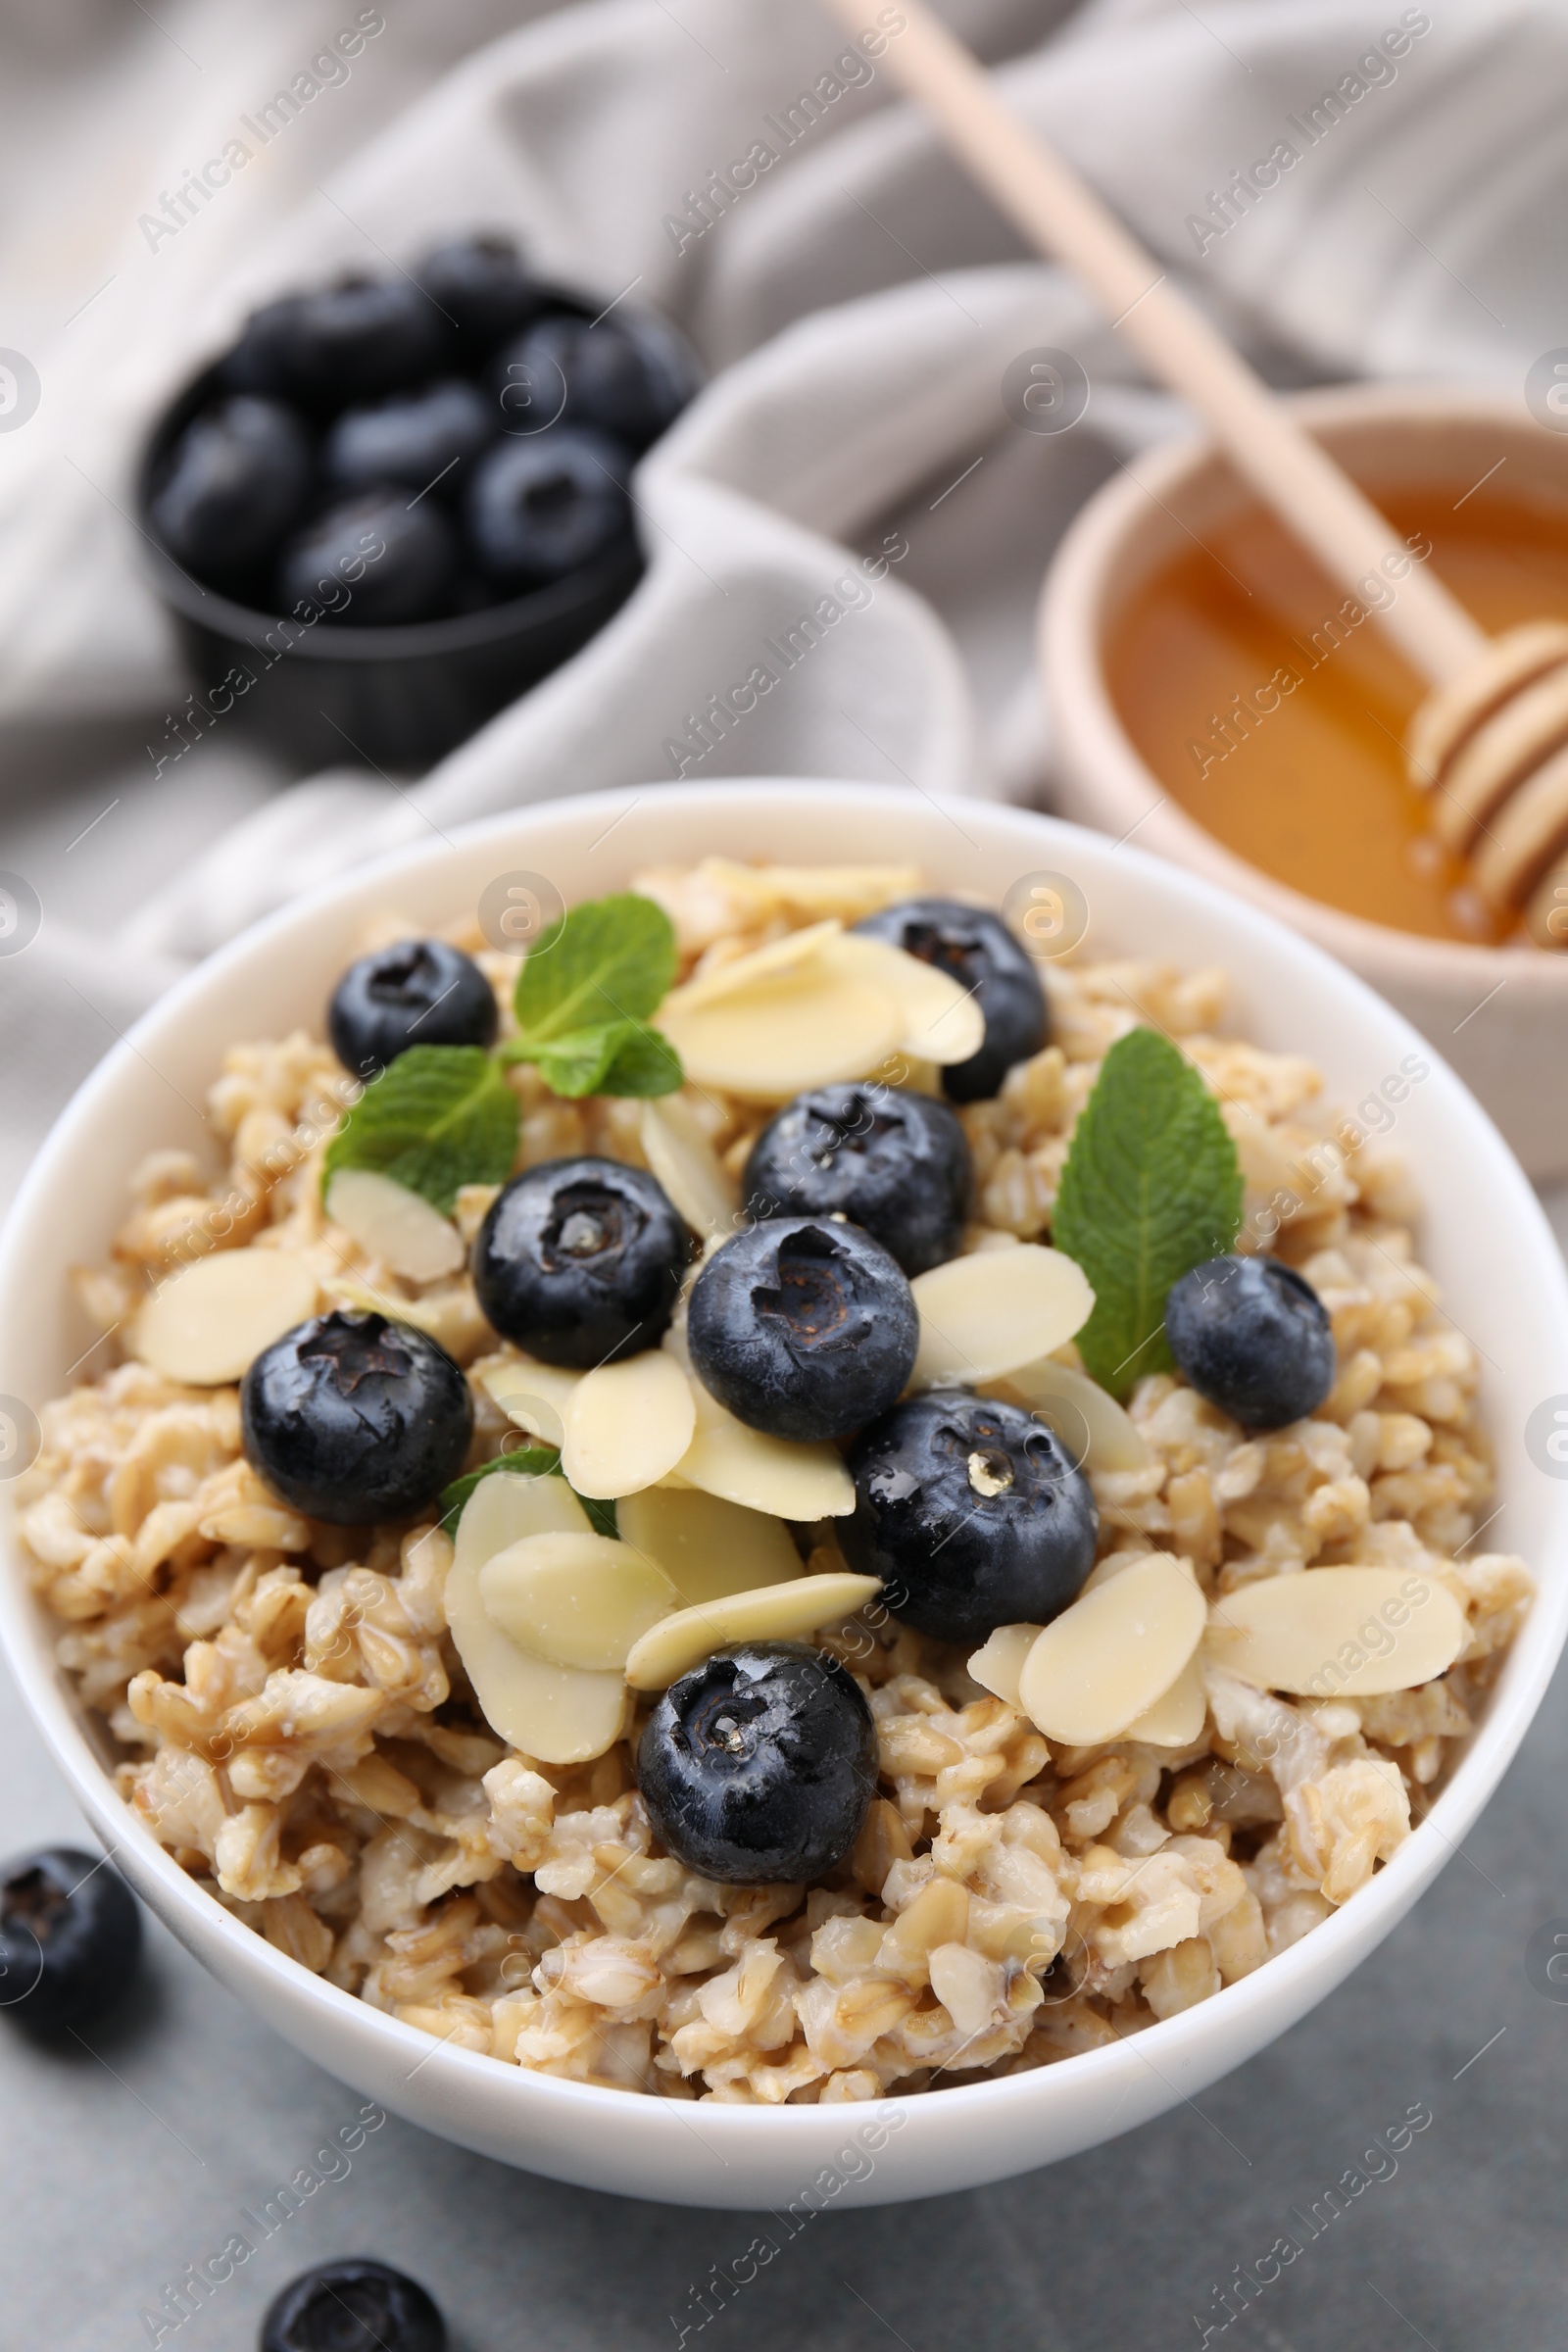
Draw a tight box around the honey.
[1105,488,1568,943]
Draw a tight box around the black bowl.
[133,287,696,772]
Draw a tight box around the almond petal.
[1082,1548,1198,1596]
[446,1504,624,1764]
[453,1467,591,1574]
[658,969,905,1103]
[820,933,986,1066]
[672,1361,856,1517]
[640,1096,740,1242]
[623,1571,882,1690]
[1205,1567,1467,1696]
[478,1532,677,1671]
[1018,1553,1207,1745]
[615,1486,803,1607]
[990,1357,1150,1473]
[131,1250,319,1386]
[323,1167,465,1283]
[481,1357,583,1449]
[966,1622,1044,1711]
[1118,1651,1207,1746]
[910,1246,1096,1387]
[561,1348,696,1500]
[661,920,843,1013]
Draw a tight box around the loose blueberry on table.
[841,1388,1099,1643]
[743,1081,971,1275]
[241,1311,472,1525]
[852,897,1048,1103]
[686,1214,918,1444]
[328,938,498,1077]
[1164,1253,1337,1431]
[472,1156,689,1367]
[637,1642,877,1884]
[261,2258,446,2352]
[0,1846,142,2033]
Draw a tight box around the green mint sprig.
[322,1045,518,1215]
[1053,1026,1243,1398]
[439,1448,618,1540]
[500,893,681,1100]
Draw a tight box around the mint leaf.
[597,1021,682,1098]
[322,1045,518,1215]
[438,1447,618,1539]
[1053,1026,1243,1398]
[519,1024,632,1100]
[514,893,676,1040]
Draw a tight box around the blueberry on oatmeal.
[0,1847,141,2033]
[241,1311,472,1525]
[841,1389,1099,1642]
[743,1083,970,1275]
[472,1157,688,1366]
[637,1642,876,1884]
[1164,1253,1337,1431]
[262,2258,446,2352]
[687,1216,918,1444]
[328,939,498,1077]
[852,898,1047,1103]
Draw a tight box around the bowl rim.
[1040,378,1568,995]
[3,779,1565,2180]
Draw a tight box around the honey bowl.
[1042,382,1568,1181]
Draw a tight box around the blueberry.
[277,490,458,626]
[0,1846,141,2033]
[638,1642,875,1884]
[261,2258,446,2352]
[327,939,498,1078]
[463,429,632,590]
[744,1084,970,1276]
[149,396,312,578]
[687,1217,916,1445]
[222,275,449,408]
[492,311,693,451]
[322,379,495,501]
[1165,1254,1336,1431]
[242,1312,472,1525]
[416,231,547,359]
[472,1158,688,1367]
[852,899,1048,1104]
[841,1389,1098,1643]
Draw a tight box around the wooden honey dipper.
[825,0,1568,944]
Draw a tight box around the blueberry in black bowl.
[472,1157,688,1367]
[744,1083,970,1276]
[687,1216,917,1444]
[852,898,1047,1104]
[262,2258,446,2352]
[638,1642,876,1884]
[242,1312,472,1525]
[222,274,449,408]
[0,1846,141,2033]
[1165,1253,1336,1432]
[277,489,459,627]
[322,379,495,500]
[416,230,547,360]
[328,939,497,1078]
[841,1389,1098,1643]
[465,429,632,591]
[494,311,694,451]
[147,395,312,578]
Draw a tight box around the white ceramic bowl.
[3,781,1565,2210]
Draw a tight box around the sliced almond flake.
[1018,1552,1207,1745]
[639,1096,739,1242]
[616,1487,803,1607]
[820,933,985,1066]
[323,1167,466,1283]
[447,1481,622,1762]
[561,1348,696,1500]
[671,1353,856,1517]
[662,919,843,1014]
[454,1465,591,1575]
[623,1570,881,1690]
[478,1532,677,1671]
[690,861,924,920]
[481,1357,583,1449]
[1204,1567,1467,1697]
[658,969,905,1103]
[991,1357,1150,1473]
[1083,1548,1198,1596]
[966,1622,1044,1711]
[910,1245,1095,1388]
[1118,1651,1206,1746]
[131,1250,319,1387]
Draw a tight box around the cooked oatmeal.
[12,858,1533,2102]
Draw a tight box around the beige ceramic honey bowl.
[1043,381,1568,1181]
